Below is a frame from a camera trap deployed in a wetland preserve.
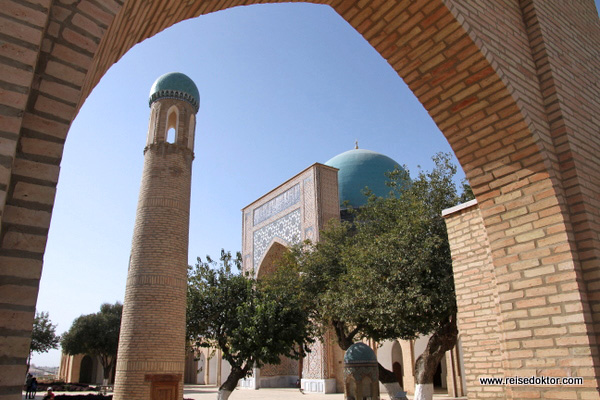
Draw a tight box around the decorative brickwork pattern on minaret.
[113,73,198,400]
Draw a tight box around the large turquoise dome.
[149,72,200,112]
[325,148,401,210]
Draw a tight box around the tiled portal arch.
[0,1,598,399]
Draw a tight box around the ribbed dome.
[344,342,377,364]
[149,72,200,112]
[325,148,401,209]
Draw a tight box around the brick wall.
[446,197,599,399]
[444,200,505,399]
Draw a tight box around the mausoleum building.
[190,146,466,397]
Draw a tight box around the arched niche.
[256,240,288,280]
[79,355,94,384]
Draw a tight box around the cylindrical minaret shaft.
[114,73,199,400]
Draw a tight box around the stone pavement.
[24,385,467,400]
[183,385,467,400]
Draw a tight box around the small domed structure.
[344,342,378,364]
[149,72,200,112]
[344,343,380,400]
[325,148,402,210]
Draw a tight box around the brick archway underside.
[0,1,598,399]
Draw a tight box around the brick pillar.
[113,74,198,400]
[445,197,600,399]
[444,200,504,399]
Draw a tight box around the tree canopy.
[341,152,461,340]
[268,153,472,400]
[186,250,315,399]
[29,311,60,370]
[61,302,122,383]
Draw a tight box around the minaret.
[114,73,199,400]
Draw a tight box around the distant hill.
[30,365,59,379]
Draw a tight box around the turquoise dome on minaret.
[325,147,401,210]
[149,72,200,112]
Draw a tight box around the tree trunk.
[378,363,408,400]
[218,365,250,400]
[413,315,458,400]
[332,320,356,350]
[102,361,114,386]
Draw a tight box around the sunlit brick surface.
[445,201,505,399]
[112,97,196,400]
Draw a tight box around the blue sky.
[32,2,597,367]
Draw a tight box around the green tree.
[186,250,315,400]
[29,311,60,371]
[273,153,472,400]
[61,302,122,385]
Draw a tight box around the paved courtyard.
[182,385,466,400]
[24,385,467,400]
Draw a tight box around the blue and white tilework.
[253,208,301,269]
[253,184,300,226]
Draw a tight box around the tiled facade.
[241,163,340,278]
[0,1,598,399]
[241,163,340,392]
[252,208,302,271]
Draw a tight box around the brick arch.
[1,1,598,399]
[256,239,288,281]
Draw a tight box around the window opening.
[165,106,179,143]
[166,127,176,143]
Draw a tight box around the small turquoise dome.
[344,342,377,364]
[149,72,200,112]
[325,148,401,209]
